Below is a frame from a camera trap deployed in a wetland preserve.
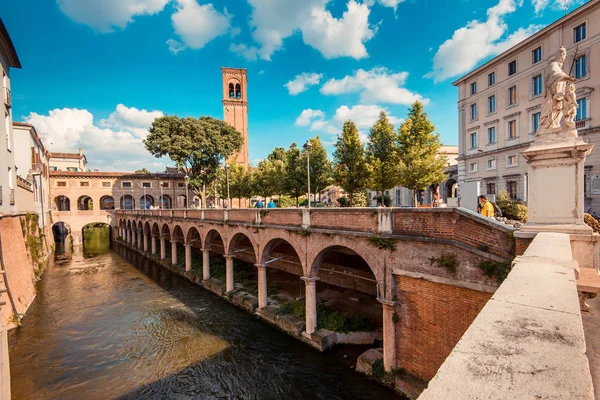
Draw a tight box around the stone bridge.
[51,209,116,245]
[116,207,515,381]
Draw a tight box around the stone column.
[151,236,157,255]
[143,233,148,253]
[224,255,234,293]
[131,230,136,247]
[255,264,267,309]
[171,241,178,265]
[125,229,130,244]
[137,231,142,249]
[301,276,319,336]
[202,248,210,280]
[379,299,398,372]
[185,244,192,272]
[160,238,166,260]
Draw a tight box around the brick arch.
[227,231,258,262]
[126,220,132,230]
[260,236,306,274]
[307,237,385,293]
[187,227,202,248]
[171,224,185,243]
[161,223,171,240]
[205,228,226,254]
[151,222,160,237]
[143,221,151,234]
[137,220,143,233]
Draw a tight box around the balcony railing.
[576,118,590,130]
[17,176,33,191]
[4,87,10,109]
[9,188,14,206]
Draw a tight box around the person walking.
[478,194,495,218]
[255,199,264,209]
[267,199,276,209]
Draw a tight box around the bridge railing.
[117,207,515,257]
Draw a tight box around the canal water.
[8,231,403,400]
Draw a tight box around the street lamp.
[143,187,147,210]
[303,141,313,209]
[224,163,231,209]
[184,175,190,210]
[160,182,164,209]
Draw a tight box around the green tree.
[144,116,243,207]
[333,121,369,206]
[302,137,332,203]
[397,101,448,206]
[366,111,403,206]
[134,168,152,174]
[283,143,306,207]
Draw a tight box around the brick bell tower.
[222,67,249,166]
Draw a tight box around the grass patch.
[276,299,373,333]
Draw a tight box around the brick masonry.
[395,275,492,382]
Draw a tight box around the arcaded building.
[454,1,600,213]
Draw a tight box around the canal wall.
[0,213,52,328]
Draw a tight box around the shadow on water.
[9,241,404,400]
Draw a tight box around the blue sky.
[2,0,579,171]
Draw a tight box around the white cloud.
[426,0,542,82]
[365,0,405,10]
[285,73,323,95]
[231,0,376,61]
[57,0,169,32]
[25,105,166,171]
[332,104,402,128]
[295,109,326,126]
[170,0,232,50]
[302,1,375,59]
[166,38,186,54]
[320,67,427,105]
[532,0,580,14]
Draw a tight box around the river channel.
[8,233,403,400]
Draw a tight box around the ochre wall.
[395,275,492,381]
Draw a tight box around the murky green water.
[8,239,402,399]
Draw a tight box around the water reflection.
[9,244,403,400]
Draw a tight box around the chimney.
[78,148,83,156]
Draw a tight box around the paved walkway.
[582,295,600,399]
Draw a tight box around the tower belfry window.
[235,83,241,99]
[229,83,234,98]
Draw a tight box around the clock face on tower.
[222,67,249,166]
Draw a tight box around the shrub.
[478,261,512,283]
[337,197,349,207]
[277,196,296,208]
[276,299,372,332]
[373,194,392,207]
[436,253,459,274]
[369,235,397,251]
[372,359,385,379]
[585,213,600,233]
[495,191,528,222]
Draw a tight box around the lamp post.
[184,175,189,210]
[131,184,134,210]
[143,187,147,210]
[303,141,313,209]
[160,182,164,209]
[224,163,231,209]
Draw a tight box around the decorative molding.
[526,104,541,112]
[484,119,499,126]
[467,125,480,132]
[503,111,522,120]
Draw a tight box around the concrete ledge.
[392,269,498,294]
[419,232,595,400]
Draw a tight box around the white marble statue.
[539,46,577,133]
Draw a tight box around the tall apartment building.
[454,1,600,213]
[0,18,21,214]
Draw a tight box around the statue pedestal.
[519,132,594,236]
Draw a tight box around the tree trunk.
[349,192,353,208]
[413,190,417,208]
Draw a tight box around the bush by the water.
[276,299,373,333]
[495,191,527,222]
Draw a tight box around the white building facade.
[0,19,21,214]
[454,1,600,213]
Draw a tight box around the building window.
[508,60,517,76]
[122,182,132,188]
[574,23,586,43]
[161,182,169,188]
[532,112,541,133]
[469,162,478,173]
[576,98,588,121]
[508,120,517,139]
[488,127,496,144]
[488,72,496,86]
[80,181,89,187]
[487,158,496,169]
[57,181,67,187]
[102,182,111,188]
[508,86,517,105]
[470,132,478,149]
[66,167,78,172]
[142,182,151,188]
[178,182,185,188]
[532,46,542,64]
[395,189,400,206]
[507,181,518,200]
[532,74,543,96]
[51,166,58,171]
[487,182,496,195]
[470,103,477,120]
[575,55,587,79]
[488,95,496,113]
[507,154,518,166]
[470,82,477,95]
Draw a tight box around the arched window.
[140,195,154,209]
[176,195,187,209]
[159,195,172,209]
[235,83,241,99]
[77,196,93,210]
[229,83,235,98]
[55,196,70,211]
[100,196,115,210]
[120,195,135,210]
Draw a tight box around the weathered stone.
[356,348,382,375]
